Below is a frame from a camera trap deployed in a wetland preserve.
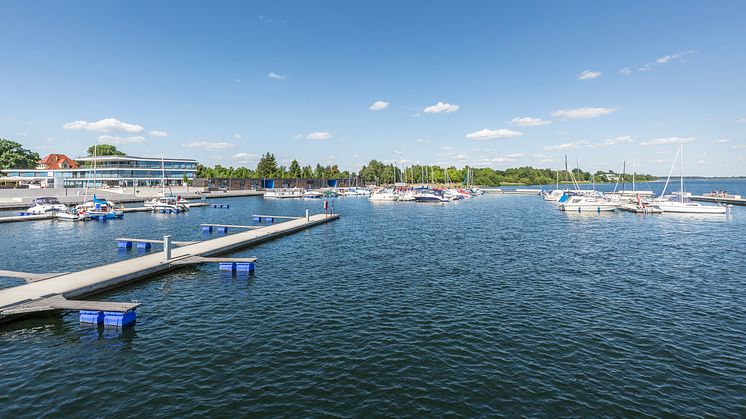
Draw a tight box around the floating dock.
[690,195,746,206]
[482,188,542,195]
[0,202,211,224]
[0,213,340,325]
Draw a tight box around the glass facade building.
[1,155,198,188]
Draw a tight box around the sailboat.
[145,155,189,212]
[76,145,124,219]
[654,145,726,214]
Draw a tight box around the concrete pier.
[0,213,340,324]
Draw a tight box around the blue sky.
[1,0,745,175]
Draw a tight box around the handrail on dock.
[251,214,301,219]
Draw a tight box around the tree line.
[196,153,357,180]
[0,140,658,186]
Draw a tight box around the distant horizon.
[1,1,745,176]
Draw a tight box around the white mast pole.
[661,145,679,197]
[680,144,684,203]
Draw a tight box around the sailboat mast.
[680,144,684,203]
[660,145,679,197]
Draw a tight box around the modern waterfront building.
[1,155,198,188]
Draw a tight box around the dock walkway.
[690,195,746,206]
[0,213,340,323]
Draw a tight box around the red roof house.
[37,154,79,170]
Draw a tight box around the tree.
[87,144,125,156]
[256,152,278,178]
[0,139,40,169]
[288,159,301,178]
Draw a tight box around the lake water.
[1,179,745,416]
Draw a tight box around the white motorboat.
[342,187,371,196]
[303,190,323,199]
[263,188,303,198]
[56,209,90,221]
[27,197,68,214]
[369,188,399,201]
[145,195,189,212]
[558,192,619,212]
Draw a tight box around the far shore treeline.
[0,139,660,186]
[198,152,658,186]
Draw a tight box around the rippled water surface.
[1,180,745,417]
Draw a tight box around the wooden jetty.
[0,213,340,325]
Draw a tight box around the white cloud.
[589,135,634,147]
[292,134,304,140]
[578,70,602,80]
[551,107,617,120]
[465,128,523,140]
[97,135,145,144]
[441,146,454,150]
[491,157,517,164]
[737,118,746,124]
[640,137,696,146]
[232,152,257,163]
[149,130,169,137]
[639,50,696,72]
[184,141,235,150]
[511,117,551,127]
[15,132,28,137]
[731,144,746,149]
[619,67,632,75]
[657,50,695,64]
[423,101,459,114]
[233,133,243,139]
[268,72,286,80]
[415,138,430,144]
[369,100,389,111]
[63,117,144,133]
[543,141,585,151]
[306,131,331,140]
[710,139,730,144]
